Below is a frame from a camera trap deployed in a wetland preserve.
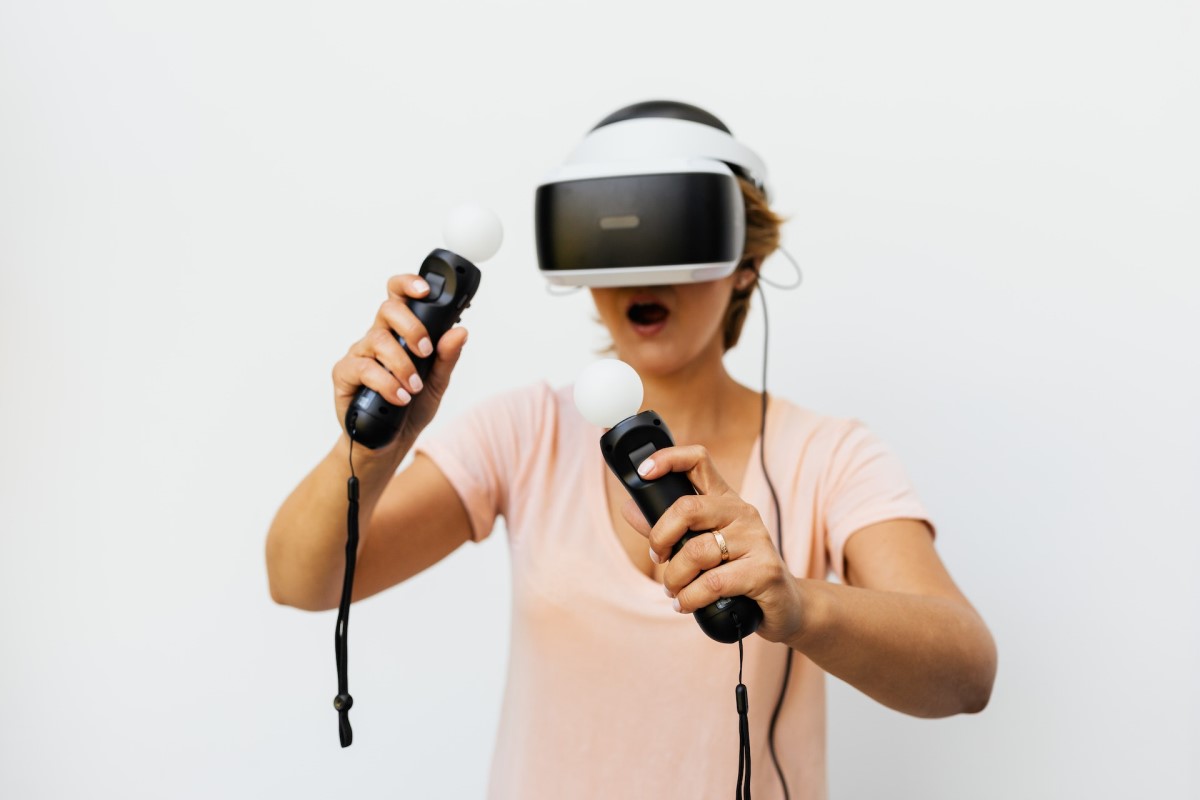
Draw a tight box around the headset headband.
[563,117,769,194]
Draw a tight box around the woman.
[265,105,997,799]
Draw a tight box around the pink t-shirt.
[413,381,931,799]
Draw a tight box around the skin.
[593,264,997,717]
[266,273,474,611]
[267,264,996,717]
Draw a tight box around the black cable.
[757,282,793,800]
[333,413,360,747]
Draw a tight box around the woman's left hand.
[620,444,806,644]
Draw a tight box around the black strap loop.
[334,416,361,747]
[733,613,752,800]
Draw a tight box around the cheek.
[589,289,621,324]
[676,286,732,335]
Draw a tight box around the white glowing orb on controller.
[442,202,503,264]
[574,359,644,428]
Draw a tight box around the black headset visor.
[535,170,746,285]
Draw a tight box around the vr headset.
[535,100,769,288]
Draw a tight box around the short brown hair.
[722,176,787,351]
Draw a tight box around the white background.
[2,1,1197,797]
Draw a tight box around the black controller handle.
[599,411,764,644]
[345,248,482,449]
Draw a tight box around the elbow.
[915,622,996,718]
[266,558,336,611]
[268,579,296,608]
[265,534,335,612]
[268,578,335,612]
[265,536,296,608]
[916,661,995,719]
[267,569,299,608]
[960,628,998,715]
[961,677,993,715]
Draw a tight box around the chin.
[594,285,726,375]
[614,338,704,378]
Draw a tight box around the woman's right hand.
[331,273,470,455]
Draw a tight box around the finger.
[647,494,744,564]
[348,325,419,398]
[672,560,766,614]
[662,528,742,597]
[376,297,435,366]
[333,354,412,407]
[635,444,734,497]
[386,273,432,303]
[619,497,651,537]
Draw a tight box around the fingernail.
[414,278,429,294]
[648,547,661,565]
[663,584,674,598]
[637,458,655,478]
[409,373,423,393]
[396,387,412,404]
[417,337,433,357]
[672,598,682,613]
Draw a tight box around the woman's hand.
[331,273,469,455]
[620,444,806,644]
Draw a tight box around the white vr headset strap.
[565,118,768,190]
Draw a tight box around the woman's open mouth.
[625,296,670,336]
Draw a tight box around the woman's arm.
[265,435,472,611]
[628,445,997,719]
[267,272,475,611]
[788,519,996,717]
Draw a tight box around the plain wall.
[1,1,1197,797]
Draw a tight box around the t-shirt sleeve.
[410,383,545,543]
[823,420,934,582]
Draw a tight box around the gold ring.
[713,530,730,562]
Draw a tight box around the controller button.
[629,442,658,472]
[424,273,447,299]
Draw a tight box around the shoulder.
[462,379,558,426]
[767,393,864,452]
[489,378,556,406]
[764,394,901,484]
[419,380,558,454]
[441,379,600,446]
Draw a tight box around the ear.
[734,257,762,291]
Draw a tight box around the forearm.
[265,432,409,610]
[788,578,997,718]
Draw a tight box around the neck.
[633,339,752,445]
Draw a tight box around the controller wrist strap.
[333,414,361,747]
[734,613,752,800]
